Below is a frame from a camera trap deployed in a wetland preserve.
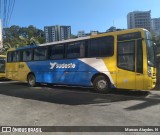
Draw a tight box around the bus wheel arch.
[27,72,36,87]
[91,73,111,93]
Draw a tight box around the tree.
[2,25,45,53]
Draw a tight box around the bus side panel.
[6,62,31,81]
[79,58,116,88]
[18,62,32,81]
[0,73,6,78]
[26,58,115,87]
[27,59,98,86]
[102,57,117,88]
[6,63,19,80]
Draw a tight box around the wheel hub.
[97,80,107,89]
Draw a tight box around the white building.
[127,10,151,31]
[44,25,71,42]
[58,26,71,41]
[151,18,160,36]
[90,31,98,35]
[77,30,85,37]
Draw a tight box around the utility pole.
[0,19,3,52]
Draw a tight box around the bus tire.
[27,74,36,87]
[93,75,110,93]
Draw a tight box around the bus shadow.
[124,92,160,110]
[0,78,11,81]
[46,84,150,97]
[0,82,160,110]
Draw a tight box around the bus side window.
[89,36,114,57]
[50,45,64,59]
[117,41,135,71]
[23,49,33,61]
[89,39,99,57]
[66,41,86,59]
[7,52,12,62]
[80,41,85,58]
[99,36,114,56]
[12,51,20,62]
[67,42,80,59]
[34,47,48,61]
[85,40,89,57]
[136,40,143,74]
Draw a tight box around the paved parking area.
[0,80,160,134]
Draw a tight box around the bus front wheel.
[27,74,36,87]
[93,75,110,93]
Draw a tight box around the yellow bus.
[0,55,6,78]
[6,28,156,93]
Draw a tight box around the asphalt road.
[0,80,160,134]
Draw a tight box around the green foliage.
[2,25,45,53]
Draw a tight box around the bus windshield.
[145,31,156,67]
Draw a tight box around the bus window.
[34,47,48,61]
[50,45,64,59]
[80,42,85,57]
[89,39,99,57]
[117,32,141,41]
[12,51,20,62]
[117,41,135,71]
[23,49,33,61]
[66,41,85,58]
[89,36,114,57]
[7,52,12,62]
[136,40,143,74]
[67,42,80,58]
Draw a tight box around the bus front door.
[116,40,144,90]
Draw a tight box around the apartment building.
[44,25,71,42]
[127,10,151,31]
[151,18,160,36]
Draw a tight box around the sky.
[9,0,160,34]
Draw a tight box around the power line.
[3,0,7,27]
[8,0,15,27]
[0,0,15,28]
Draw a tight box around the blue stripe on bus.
[26,59,99,86]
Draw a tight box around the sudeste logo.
[50,62,76,69]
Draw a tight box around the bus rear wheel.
[93,75,110,93]
[27,74,36,87]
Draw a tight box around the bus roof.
[38,28,147,47]
[9,28,148,51]
[39,36,90,46]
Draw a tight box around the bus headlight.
[148,67,152,77]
